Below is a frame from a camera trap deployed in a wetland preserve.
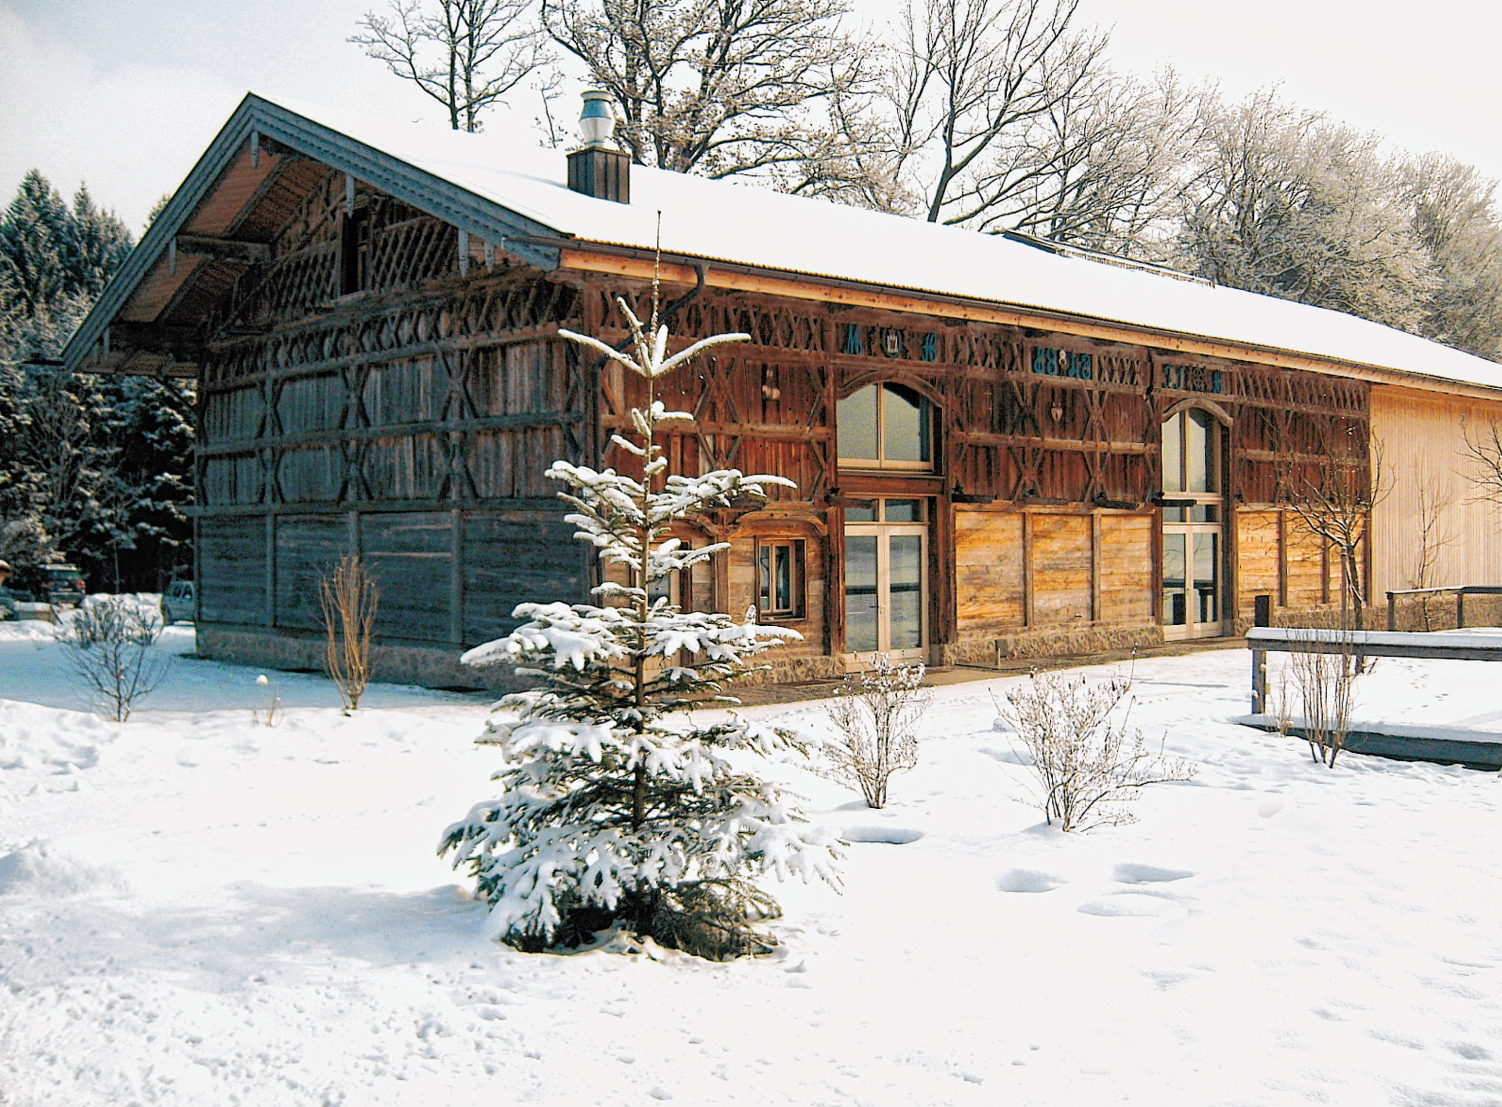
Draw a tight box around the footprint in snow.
[1077,894,1186,919]
[1112,862,1194,884]
[841,826,925,844]
[996,868,1067,893]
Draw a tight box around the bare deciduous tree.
[967,65,1202,258]
[1406,464,1456,631]
[1461,418,1502,506]
[1399,152,1502,361]
[821,653,929,809]
[1281,432,1387,632]
[320,555,380,712]
[1175,88,1436,333]
[880,0,1106,226]
[541,0,868,179]
[353,0,550,132]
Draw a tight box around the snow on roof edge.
[248,93,1502,395]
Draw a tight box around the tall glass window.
[1161,406,1225,639]
[1162,408,1220,494]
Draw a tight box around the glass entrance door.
[1162,528,1220,638]
[844,499,928,661]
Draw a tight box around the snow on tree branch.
[443,297,839,959]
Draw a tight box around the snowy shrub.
[61,596,169,722]
[821,653,930,808]
[320,555,379,712]
[998,671,1195,832]
[440,294,842,959]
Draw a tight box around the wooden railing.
[1384,585,1502,631]
[1247,625,1502,714]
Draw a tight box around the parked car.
[160,579,196,625]
[9,562,87,608]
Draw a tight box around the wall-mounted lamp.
[1050,400,1064,423]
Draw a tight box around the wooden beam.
[1022,510,1034,627]
[1091,511,1102,623]
[175,233,271,264]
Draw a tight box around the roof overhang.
[62,93,569,376]
[551,239,1502,403]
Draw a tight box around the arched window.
[1162,407,1222,498]
[837,383,933,469]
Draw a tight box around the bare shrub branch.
[320,555,380,712]
[1280,431,1388,633]
[1283,630,1360,767]
[61,597,169,722]
[821,653,930,808]
[998,670,1195,832]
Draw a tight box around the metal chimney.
[567,90,630,204]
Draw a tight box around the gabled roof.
[66,91,1502,395]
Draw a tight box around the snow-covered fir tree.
[440,293,841,959]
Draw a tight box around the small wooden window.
[757,539,806,620]
[340,208,371,295]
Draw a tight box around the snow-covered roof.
[69,92,1502,393]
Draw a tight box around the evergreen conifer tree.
[441,295,841,958]
[0,172,192,585]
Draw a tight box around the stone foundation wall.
[196,625,493,690]
[943,623,1165,667]
[1230,603,1384,636]
[195,624,847,693]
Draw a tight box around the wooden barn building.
[63,93,1502,686]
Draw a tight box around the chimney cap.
[579,90,616,147]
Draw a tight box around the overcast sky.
[2,0,1500,236]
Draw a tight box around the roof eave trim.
[550,237,1502,398]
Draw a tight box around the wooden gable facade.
[64,95,1502,686]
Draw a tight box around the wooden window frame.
[837,381,935,472]
[756,538,807,622]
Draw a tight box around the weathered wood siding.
[194,171,588,658]
[198,515,267,625]
[1031,513,1092,624]
[1370,385,1502,597]
[955,508,1024,629]
[1098,514,1154,625]
[1235,510,1282,612]
[954,506,1152,646]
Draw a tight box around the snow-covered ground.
[3,617,1501,1106]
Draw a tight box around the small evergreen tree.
[441,294,841,958]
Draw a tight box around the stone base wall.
[943,623,1165,667]
[196,625,492,690]
[1230,603,1384,636]
[195,625,847,692]
[1378,593,1502,633]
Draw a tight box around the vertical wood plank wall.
[1370,385,1502,597]
[194,172,590,666]
[953,506,1155,657]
